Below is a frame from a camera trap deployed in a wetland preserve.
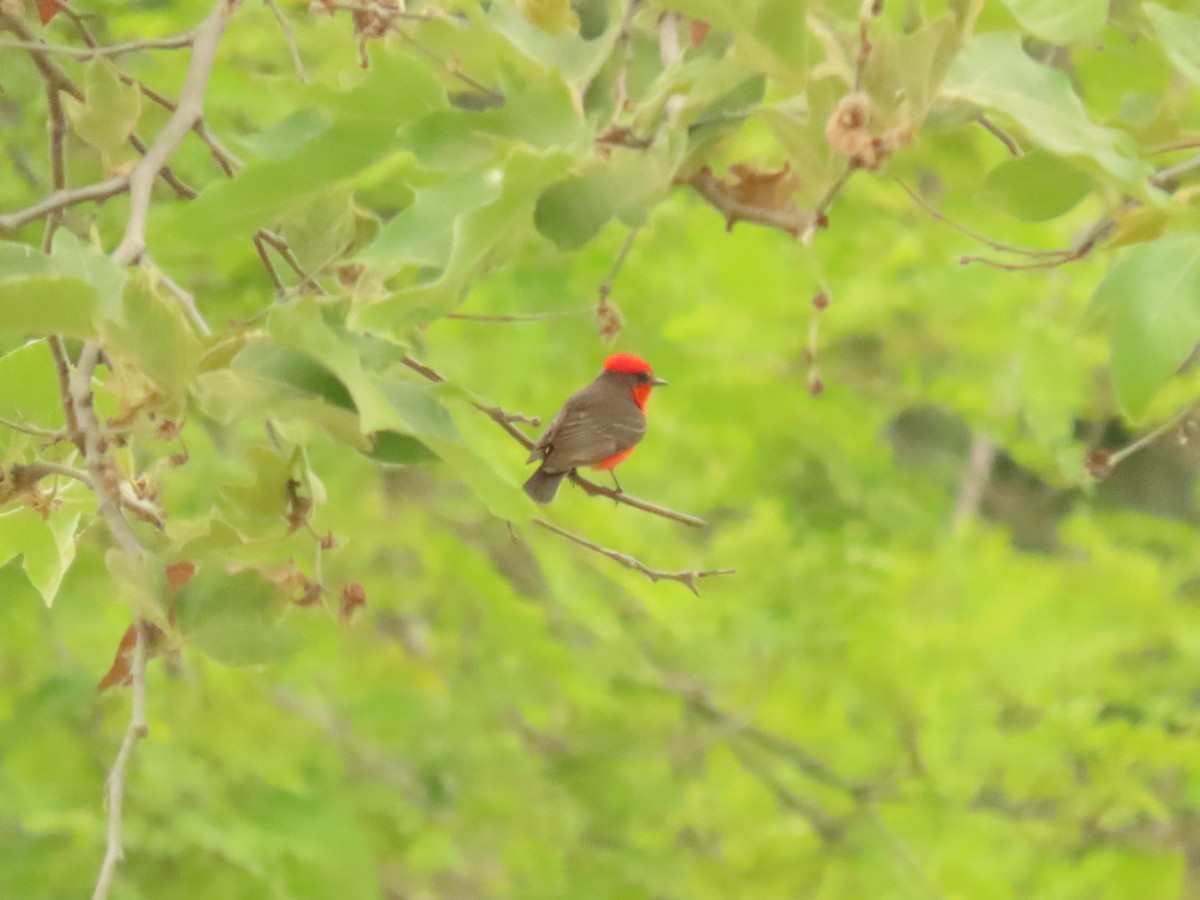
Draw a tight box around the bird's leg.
[609,471,623,494]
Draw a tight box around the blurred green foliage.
[2,0,1200,896]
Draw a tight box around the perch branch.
[533,518,734,595]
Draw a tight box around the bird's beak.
[651,376,669,387]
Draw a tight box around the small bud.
[812,291,830,311]
[1085,450,1112,480]
[809,376,825,397]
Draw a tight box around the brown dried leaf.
[340,582,367,623]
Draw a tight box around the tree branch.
[682,167,815,237]
[0,31,196,58]
[533,518,735,595]
[263,0,307,82]
[111,1,234,265]
[0,178,129,233]
[91,620,149,900]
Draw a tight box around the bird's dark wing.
[539,391,645,473]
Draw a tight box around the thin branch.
[804,165,855,241]
[977,115,1020,156]
[958,208,1123,271]
[263,0,307,82]
[91,620,148,900]
[598,226,641,305]
[951,432,995,529]
[0,31,196,58]
[395,30,503,104]
[445,310,587,324]
[12,460,92,487]
[0,178,129,233]
[853,0,880,91]
[1151,152,1200,190]
[0,416,65,439]
[680,685,870,797]
[42,81,68,250]
[112,1,234,265]
[256,229,325,294]
[1088,406,1194,479]
[896,179,1077,260]
[729,742,843,841]
[142,255,211,335]
[398,354,711,527]
[533,518,735,595]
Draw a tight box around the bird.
[523,353,668,504]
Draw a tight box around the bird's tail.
[523,466,567,504]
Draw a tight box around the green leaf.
[176,568,297,667]
[62,58,142,155]
[368,431,438,464]
[104,271,201,402]
[0,505,80,606]
[162,55,443,245]
[1145,3,1200,87]
[515,0,580,35]
[352,148,573,330]
[377,379,535,521]
[942,34,1153,191]
[0,276,98,337]
[982,149,1093,221]
[534,140,681,250]
[0,342,64,427]
[998,0,1106,44]
[267,300,402,434]
[1094,233,1200,419]
[47,231,125,321]
[489,0,615,83]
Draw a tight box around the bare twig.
[42,81,68,250]
[676,683,869,797]
[951,432,995,529]
[728,742,843,840]
[598,226,641,305]
[533,518,735,595]
[395,30,503,104]
[398,354,711,527]
[263,0,307,82]
[897,179,1079,260]
[142,255,211,335]
[91,620,149,900]
[0,416,65,439]
[854,0,881,91]
[0,178,128,233]
[1089,406,1194,478]
[0,31,196,58]
[446,310,587,324]
[803,166,855,241]
[977,115,1021,156]
[112,1,234,265]
[958,208,1124,271]
[256,229,325,294]
[1151,152,1200,190]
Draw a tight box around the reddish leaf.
[97,621,167,692]
[690,19,710,47]
[37,0,63,25]
[166,561,196,591]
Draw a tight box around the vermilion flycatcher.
[523,353,668,503]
